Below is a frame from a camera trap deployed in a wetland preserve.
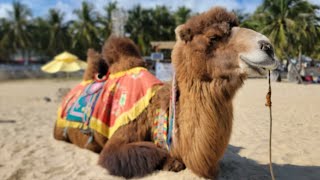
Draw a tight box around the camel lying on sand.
[54,7,278,179]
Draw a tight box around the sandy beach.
[0,78,319,180]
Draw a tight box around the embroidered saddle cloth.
[56,67,163,138]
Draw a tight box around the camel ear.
[175,24,193,42]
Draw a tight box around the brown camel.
[53,7,278,179]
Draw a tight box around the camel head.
[172,7,279,82]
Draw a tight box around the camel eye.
[209,36,220,44]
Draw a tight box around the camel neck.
[171,77,236,171]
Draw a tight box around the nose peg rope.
[266,70,275,180]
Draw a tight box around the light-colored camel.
[54,7,278,179]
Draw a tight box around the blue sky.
[0,0,319,20]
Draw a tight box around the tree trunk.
[297,45,302,73]
[24,49,31,66]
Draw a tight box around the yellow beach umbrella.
[41,51,87,73]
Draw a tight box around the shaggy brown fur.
[54,36,171,178]
[82,49,108,81]
[54,7,272,179]
[102,36,145,74]
[169,7,248,178]
[98,36,173,178]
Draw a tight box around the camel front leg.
[162,156,186,172]
[53,125,69,142]
[98,118,169,178]
[53,125,103,153]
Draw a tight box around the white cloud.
[0,3,12,18]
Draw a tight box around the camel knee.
[84,140,102,153]
[162,157,186,172]
[53,125,68,142]
[99,141,168,178]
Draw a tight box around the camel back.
[56,67,163,138]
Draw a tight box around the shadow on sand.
[0,119,16,123]
[219,145,319,180]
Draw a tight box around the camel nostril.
[258,40,274,57]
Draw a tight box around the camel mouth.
[240,55,279,75]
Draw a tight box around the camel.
[53,7,279,179]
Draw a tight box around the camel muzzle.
[240,51,279,71]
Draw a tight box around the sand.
[0,78,319,180]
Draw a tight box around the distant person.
[300,64,306,81]
[271,68,281,82]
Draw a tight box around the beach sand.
[0,78,319,180]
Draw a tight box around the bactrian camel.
[54,7,279,179]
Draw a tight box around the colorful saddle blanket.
[56,67,163,138]
[153,76,177,150]
[66,81,104,124]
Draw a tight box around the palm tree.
[249,0,320,61]
[70,1,101,58]
[151,6,176,41]
[126,5,179,55]
[0,18,11,62]
[125,5,154,55]
[174,6,192,26]
[3,1,32,64]
[46,9,71,57]
[291,3,320,61]
[99,1,118,38]
[311,28,320,60]
[28,17,50,61]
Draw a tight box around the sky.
[0,0,319,21]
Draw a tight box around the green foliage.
[311,28,320,60]
[125,5,192,55]
[70,1,101,59]
[0,0,319,63]
[174,6,192,26]
[0,2,195,61]
[46,9,72,57]
[242,0,320,60]
[0,18,11,62]
[0,1,32,62]
[99,1,118,39]
[125,5,155,54]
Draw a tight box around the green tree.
[151,6,176,41]
[3,1,32,64]
[99,1,118,39]
[125,5,154,55]
[70,1,101,59]
[233,9,259,29]
[28,17,50,61]
[247,0,320,61]
[0,18,11,62]
[311,28,320,60]
[174,6,192,26]
[126,5,181,55]
[291,3,320,61]
[46,9,71,57]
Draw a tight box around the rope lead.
[266,70,275,180]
